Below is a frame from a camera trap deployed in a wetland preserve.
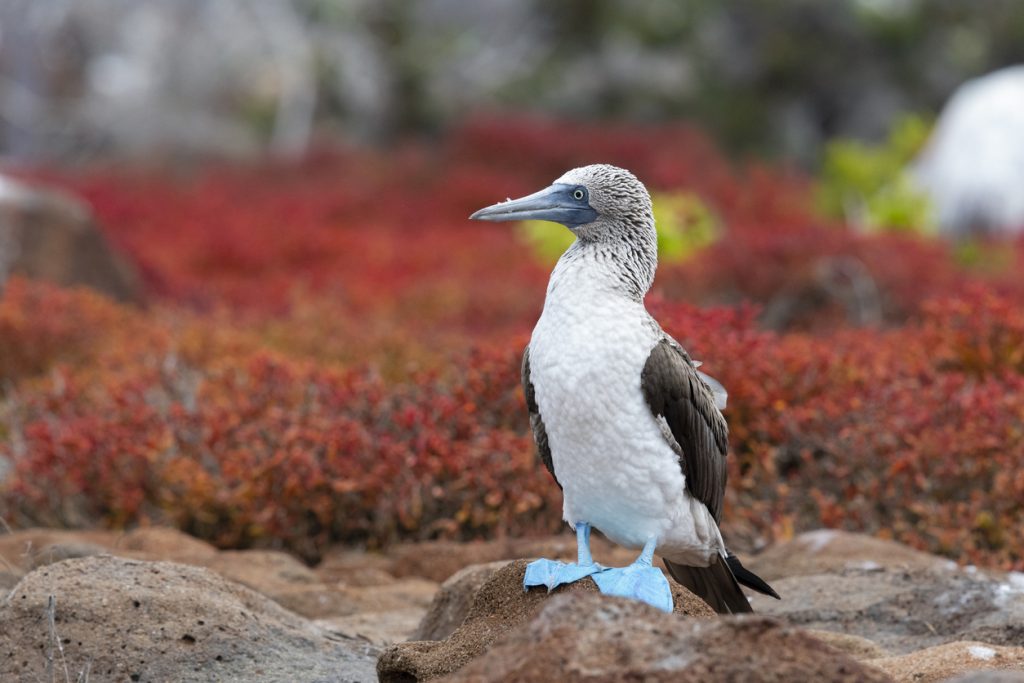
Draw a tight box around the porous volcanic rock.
[749,565,1024,654]
[0,555,378,682]
[376,558,715,682]
[445,592,893,682]
[745,530,956,581]
[413,560,509,641]
[870,641,1024,683]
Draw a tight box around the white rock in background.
[912,65,1024,238]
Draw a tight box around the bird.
[470,164,779,614]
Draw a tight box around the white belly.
[529,284,722,566]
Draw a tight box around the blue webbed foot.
[590,538,673,613]
[523,521,606,592]
[523,557,603,591]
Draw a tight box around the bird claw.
[523,558,605,592]
[591,563,674,613]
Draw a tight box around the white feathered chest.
[527,255,721,562]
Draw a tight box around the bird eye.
[573,188,585,201]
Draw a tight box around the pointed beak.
[469,184,597,227]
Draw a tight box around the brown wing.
[522,345,559,489]
[641,337,729,522]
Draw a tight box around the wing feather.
[522,346,559,489]
[641,337,729,522]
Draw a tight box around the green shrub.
[817,114,935,233]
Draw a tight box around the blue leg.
[524,522,606,591]
[590,537,673,613]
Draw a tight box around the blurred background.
[1,0,1023,569]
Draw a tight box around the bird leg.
[590,536,673,612]
[523,522,606,592]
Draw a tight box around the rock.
[316,548,397,586]
[118,527,219,564]
[377,559,715,682]
[946,672,1024,683]
[0,555,377,682]
[806,629,890,660]
[749,566,1024,654]
[318,609,427,647]
[912,65,1024,238]
[265,584,362,619]
[28,541,117,569]
[746,530,956,582]
[870,641,1024,683]
[386,534,637,582]
[203,549,321,594]
[444,592,893,682]
[0,529,121,571]
[0,175,141,302]
[338,578,439,613]
[203,549,360,619]
[413,560,509,641]
[0,569,23,591]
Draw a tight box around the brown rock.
[266,584,362,619]
[0,175,141,303]
[386,534,638,582]
[28,541,116,569]
[339,578,439,613]
[747,530,956,582]
[318,609,428,647]
[0,529,121,571]
[376,558,715,682]
[445,592,893,682]
[117,527,218,564]
[807,629,890,660]
[870,641,1024,683]
[413,560,509,641]
[0,555,378,682]
[316,549,396,585]
[203,548,321,594]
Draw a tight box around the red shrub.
[3,117,1023,568]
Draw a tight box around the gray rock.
[746,530,956,582]
[749,566,1024,654]
[0,555,378,682]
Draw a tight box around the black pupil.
[574,190,584,200]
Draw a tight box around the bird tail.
[663,551,779,615]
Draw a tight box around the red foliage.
[3,116,1024,568]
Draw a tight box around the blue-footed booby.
[470,164,779,614]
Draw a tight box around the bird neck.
[551,226,658,303]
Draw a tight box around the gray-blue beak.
[470,183,598,229]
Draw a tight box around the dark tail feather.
[725,550,780,600]
[663,555,752,614]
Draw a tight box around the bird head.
[470,164,654,244]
